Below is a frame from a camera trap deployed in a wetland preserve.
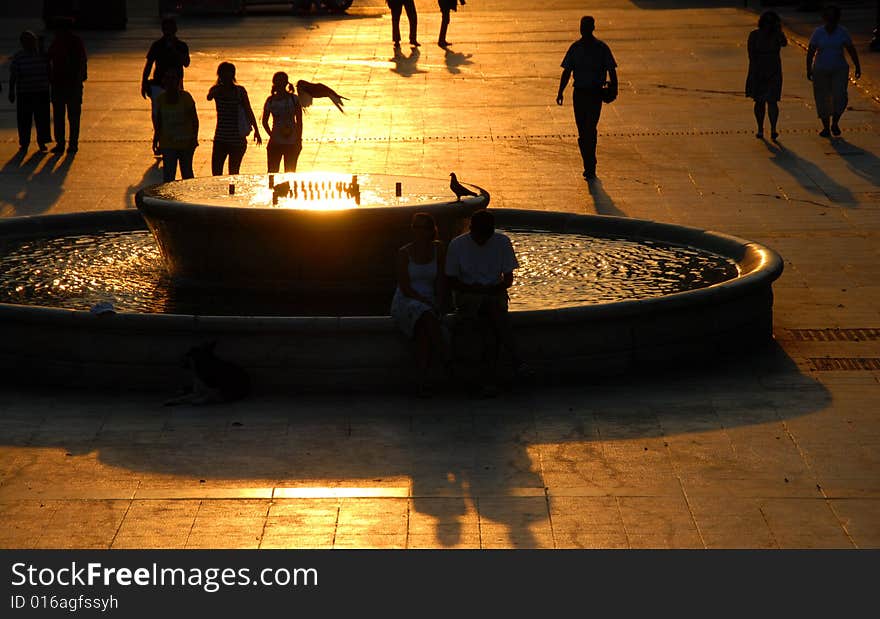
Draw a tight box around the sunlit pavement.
[0,0,878,548]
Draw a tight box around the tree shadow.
[390,46,425,78]
[588,177,626,216]
[124,160,164,209]
[829,138,880,187]
[444,48,474,75]
[763,139,857,207]
[1,342,832,548]
[0,150,74,216]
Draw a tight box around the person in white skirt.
[390,212,450,397]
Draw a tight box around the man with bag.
[556,16,618,181]
[141,18,191,157]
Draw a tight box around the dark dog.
[164,342,250,405]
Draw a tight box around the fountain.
[0,173,783,390]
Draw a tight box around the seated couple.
[390,209,531,397]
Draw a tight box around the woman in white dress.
[390,212,449,396]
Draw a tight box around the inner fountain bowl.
[0,175,783,391]
[135,173,487,291]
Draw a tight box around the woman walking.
[746,11,787,140]
[152,69,198,182]
[807,5,861,137]
[438,0,465,48]
[207,62,261,175]
[261,72,303,173]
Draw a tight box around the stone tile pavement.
[0,0,877,548]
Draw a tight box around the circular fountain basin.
[0,208,782,391]
[135,173,487,290]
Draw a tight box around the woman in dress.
[746,10,787,140]
[807,5,861,137]
[261,72,303,173]
[206,62,261,175]
[152,68,198,182]
[390,212,450,397]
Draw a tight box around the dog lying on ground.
[163,341,251,406]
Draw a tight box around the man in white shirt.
[445,210,530,392]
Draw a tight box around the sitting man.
[445,209,531,394]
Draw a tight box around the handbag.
[600,82,617,104]
[237,87,252,137]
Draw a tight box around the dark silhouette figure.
[8,31,51,152]
[386,0,419,48]
[207,62,262,176]
[449,172,477,201]
[747,11,787,141]
[262,72,304,173]
[390,213,451,398]
[807,5,861,137]
[47,17,87,154]
[152,69,198,183]
[438,0,465,48]
[164,341,251,406]
[141,18,190,157]
[557,16,618,181]
[445,209,531,397]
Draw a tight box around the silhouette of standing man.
[557,16,617,181]
[47,17,87,154]
[387,0,420,48]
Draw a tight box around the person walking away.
[438,0,466,48]
[47,17,87,154]
[747,11,787,140]
[9,31,51,152]
[141,18,190,157]
[261,72,303,173]
[152,69,198,183]
[387,0,420,48]
[207,62,262,175]
[556,15,617,181]
[445,209,531,397]
[807,5,861,137]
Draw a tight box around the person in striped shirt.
[8,31,51,152]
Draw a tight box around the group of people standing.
[142,18,304,183]
[386,0,466,49]
[7,18,87,155]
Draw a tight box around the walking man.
[141,18,191,156]
[387,0,420,48]
[556,16,617,180]
[47,17,87,154]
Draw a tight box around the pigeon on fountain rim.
[449,172,478,202]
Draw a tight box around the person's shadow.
[125,160,164,208]
[588,178,626,216]
[444,48,474,75]
[763,139,857,206]
[0,150,74,216]
[829,138,880,188]
[390,46,425,78]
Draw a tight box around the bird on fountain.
[449,172,478,201]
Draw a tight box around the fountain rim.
[0,208,783,328]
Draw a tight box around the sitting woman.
[390,212,450,397]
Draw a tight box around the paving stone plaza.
[0,0,878,549]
